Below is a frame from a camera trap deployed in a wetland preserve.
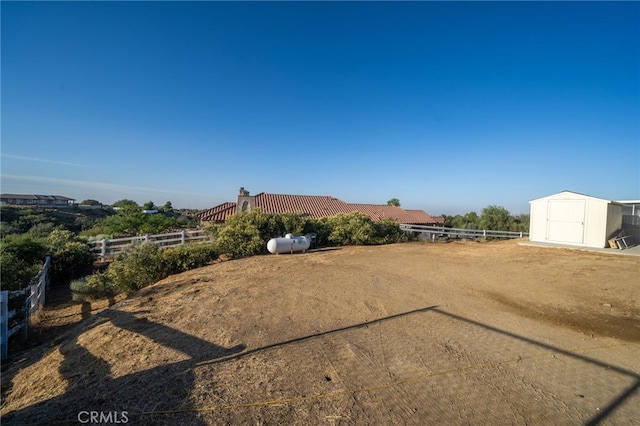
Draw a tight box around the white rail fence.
[88,229,209,262]
[1,256,51,359]
[400,224,528,241]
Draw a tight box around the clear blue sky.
[2,2,638,215]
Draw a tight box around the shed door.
[546,200,585,244]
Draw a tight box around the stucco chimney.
[237,187,255,213]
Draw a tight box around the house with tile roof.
[195,188,443,225]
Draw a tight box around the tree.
[510,213,530,233]
[161,201,174,213]
[142,201,156,211]
[387,198,401,207]
[463,212,480,229]
[479,205,511,231]
[140,213,177,234]
[103,205,147,235]
[80,199,101,206]
[112,199,138,209]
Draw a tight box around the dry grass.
[2,241,639,425]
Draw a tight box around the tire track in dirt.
[484,290,640,343]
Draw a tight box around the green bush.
[0,251,41,291]
[215,223,264,258]
[162,243,218,274]
[0,235,48,291]
[108,243,168,294]
[304,217,331,246]
[210,210,406,254]
[70,273,115,299]
[326,212,377,246]
[373,218,407,244]
[209,209,317,257]
[306,214,406,246]
[28,222,59,238]
[1,234,48,262]
[213,210,268,257]
[105,242,219,295]
[46,230,95,286]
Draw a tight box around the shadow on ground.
[3,305,638,425]
[2,308,245,425]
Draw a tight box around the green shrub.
[1,234,48,263]
[105,242,219,295]
[28,222,59,238]
[326,212,377,246]
[304,218,331,246]
[70,278,90,301]
[214,222,264,257]
[108,243,169,294]
[0,235,48,290]
[0,251,41,291]
[310,213,406,246]
[46,230,95,286]
[162,243,218,274]
[71,273,115,299]
[210,210,406,254]
[373,218,407,244]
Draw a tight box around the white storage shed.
[529,191,624,248]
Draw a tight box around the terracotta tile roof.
[405,209,445,225]
[347,204,435,224]
[194,202,236,223]
[196,192,441,225]
[254,193,353,219]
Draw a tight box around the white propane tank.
[267,236,310,254]
[285,233,294,239]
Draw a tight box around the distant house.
[196,187,443,226]
[0,194,76,208]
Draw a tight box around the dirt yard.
[2,240,639,425]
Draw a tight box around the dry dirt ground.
[2,240,639,425]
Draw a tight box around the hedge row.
[208,210,408,258]
[71,243,219,296]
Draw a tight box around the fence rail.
[400,224,528,241]
[1,256,50,359]
[88,229,209,261]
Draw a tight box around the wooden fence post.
[181,230,186,245]
[101,239,107,262]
